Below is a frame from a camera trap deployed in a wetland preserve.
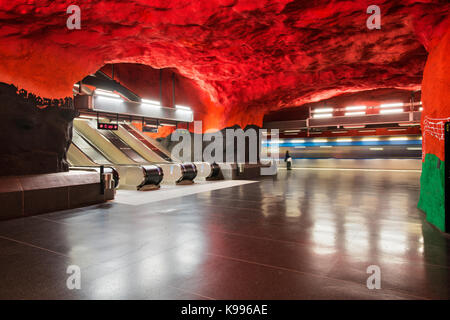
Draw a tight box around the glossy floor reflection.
[0,168,449,299]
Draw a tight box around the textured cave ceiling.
[0,0,449,129]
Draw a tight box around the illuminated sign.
[98,123,118,130]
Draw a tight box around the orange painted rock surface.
[0,1,448,130]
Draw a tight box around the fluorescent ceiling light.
[160,123,176,127]
[284,130,300,133]
[95,89,121,99]
[141,98,161,105]
[290,139,305,143]
[344,125,365,129]
[380,102,404,108]
[380,108,403,114]
[399,123,419,127]
[407,147,422,151]
[294,146,306,149]
[175,105,192,111]
[345,105,366,111]
[313,113,332,119]
[345,111,366,116]
[319,145,332,148]
[309,132,322,134]
[370,147,383,151]
[331,131,348,134]
[388,128,407,131]
[313,139,327,143]
[312,108,333,113]
[362,137,379,141]
[358,129,376,133]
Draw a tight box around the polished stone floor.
[0,168,449,300]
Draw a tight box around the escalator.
[121,123,172,162]
[71,119,163,190]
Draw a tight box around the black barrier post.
[445,122,450,232]
[100,165,105,195]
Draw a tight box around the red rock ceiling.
[0,1,449,130]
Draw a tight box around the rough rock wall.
[0,1,448,130]
[418,28,450,232]
[0,83,78,176]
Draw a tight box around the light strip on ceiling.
[345,111,366,116]
[345,105,366,111]
[380,108,404,114]
[313,113,332,119]
[380,102,404,108]
[175,105,192,111]
[312,108,333,113]
[94,89,122,99]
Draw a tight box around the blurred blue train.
[262,136,422,159]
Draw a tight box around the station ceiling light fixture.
[312,107,333,113]
[345,111,366,116]
[380,102,404,108]
[380,108,404,114]
[94,89,122,100]
[141,98,161,108]
[175,105,192,112]
[344,125,365,129]
[345,105,366,111]
[336,138,352,142]
[313,113,333,119]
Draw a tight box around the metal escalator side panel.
[97,129,148,164]
[71,129,111,165]
[114,125,162,163]
[121,123,173,162]
[74,119,135,165]
[67,143,97,167]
